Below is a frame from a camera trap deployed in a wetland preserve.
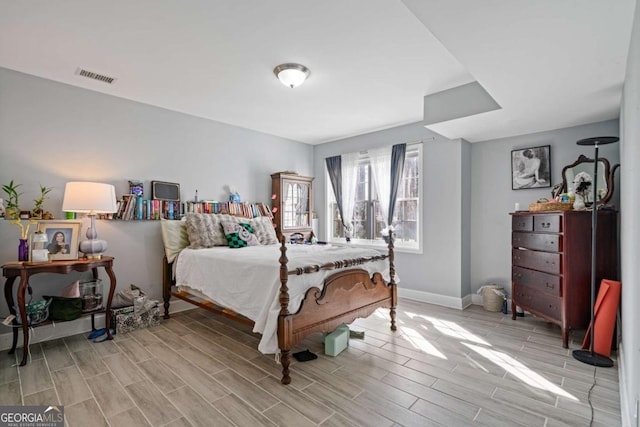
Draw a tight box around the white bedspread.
[174,243,392,354]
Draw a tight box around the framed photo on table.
[39,221,81,260]
[511,145,551,190]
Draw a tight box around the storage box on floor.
[110,304,160,334]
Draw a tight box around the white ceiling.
[0,0,635,144]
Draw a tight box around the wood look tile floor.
[0,299,621,426]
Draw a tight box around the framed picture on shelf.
[39,221,81,260]
[511,145,551,190]
[151,181,180,201]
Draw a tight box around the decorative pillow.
[160,218,190,262]
[249,216,279,245]
[222,222,260,248]
[185,213,229,248]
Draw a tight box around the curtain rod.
[356,138,433,155]
[406,136,435,146]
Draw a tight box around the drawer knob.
[546,283,554,289]
[541,222,550,228]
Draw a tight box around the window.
[327,144,421,250]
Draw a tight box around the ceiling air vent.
[75,68,117,84]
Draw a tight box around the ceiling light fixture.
[273,63,310,88]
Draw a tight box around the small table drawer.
[512,266,561,297]
[513,283,562,321]
[534,215,561,233]
[512,248,561,274]
[512,215,533,232]
[512,232,562,252]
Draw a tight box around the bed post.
[162,256,172,319]
[278,238,292,384]
[388,233,397,331]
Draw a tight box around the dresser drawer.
[513,283,561,321]
[512,248,561,274]
[512,232,562,252]
[512,215,533,232]
[512,266,561,297]
[534,215,561,233]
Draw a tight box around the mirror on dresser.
[559,155,619,205]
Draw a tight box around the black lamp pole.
[572,136,618,367]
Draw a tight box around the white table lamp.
[62,182,117,259]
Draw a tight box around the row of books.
[111,196,274,220]
[113,196,181,220]
[184,201,274,218]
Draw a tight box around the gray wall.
[470,119,620,297]
[461,139,471,298]
[313,124,470,306]
[0,67,313,314]
[619,2,640,424]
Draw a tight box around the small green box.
[324,325,349,357]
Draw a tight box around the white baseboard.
[162,299,198,316]
[618,343,637,427]
[0,315,102,351]
[471,293,483,306]
[398,288,473,310]
[0,299,198,352]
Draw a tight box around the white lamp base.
[79,238,108,259]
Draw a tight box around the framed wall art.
[39,221,81,260]
[151,181,180,201]
[511,145,551,190]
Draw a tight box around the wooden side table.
[2,256,116,366]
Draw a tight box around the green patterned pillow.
[222,222,259,248]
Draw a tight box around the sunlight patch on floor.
[399,326,447,359]
[463,342,578,401]
[405,312,490,346]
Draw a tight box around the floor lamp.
[572,136,618,367]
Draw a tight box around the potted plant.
[2,180,22,220]
[32,185,52,219]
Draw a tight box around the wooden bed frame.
[162,238,398,384]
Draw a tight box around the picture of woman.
[41,222,81,260]
[47,230,69,254]
[512,146,551,189]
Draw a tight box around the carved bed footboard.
[276,236,397,384]
[278,269,397,383]
[162,236,397,385]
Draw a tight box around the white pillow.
[249,216,279,245]
[185,213,237,248]
[160,218,189,263]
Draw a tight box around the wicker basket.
[528,202,573,212]
[481,285,505,312]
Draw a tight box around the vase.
[573,194,586,210]
[18,238,29,262]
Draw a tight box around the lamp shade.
[62,182,117,214]
[274,63,310,88]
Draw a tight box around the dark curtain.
[325,156,348,238]
[388,143,406,227]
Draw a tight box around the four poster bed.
[160,215,397,384]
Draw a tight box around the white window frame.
[324,144,423,254]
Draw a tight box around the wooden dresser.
[511,210,617,348]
